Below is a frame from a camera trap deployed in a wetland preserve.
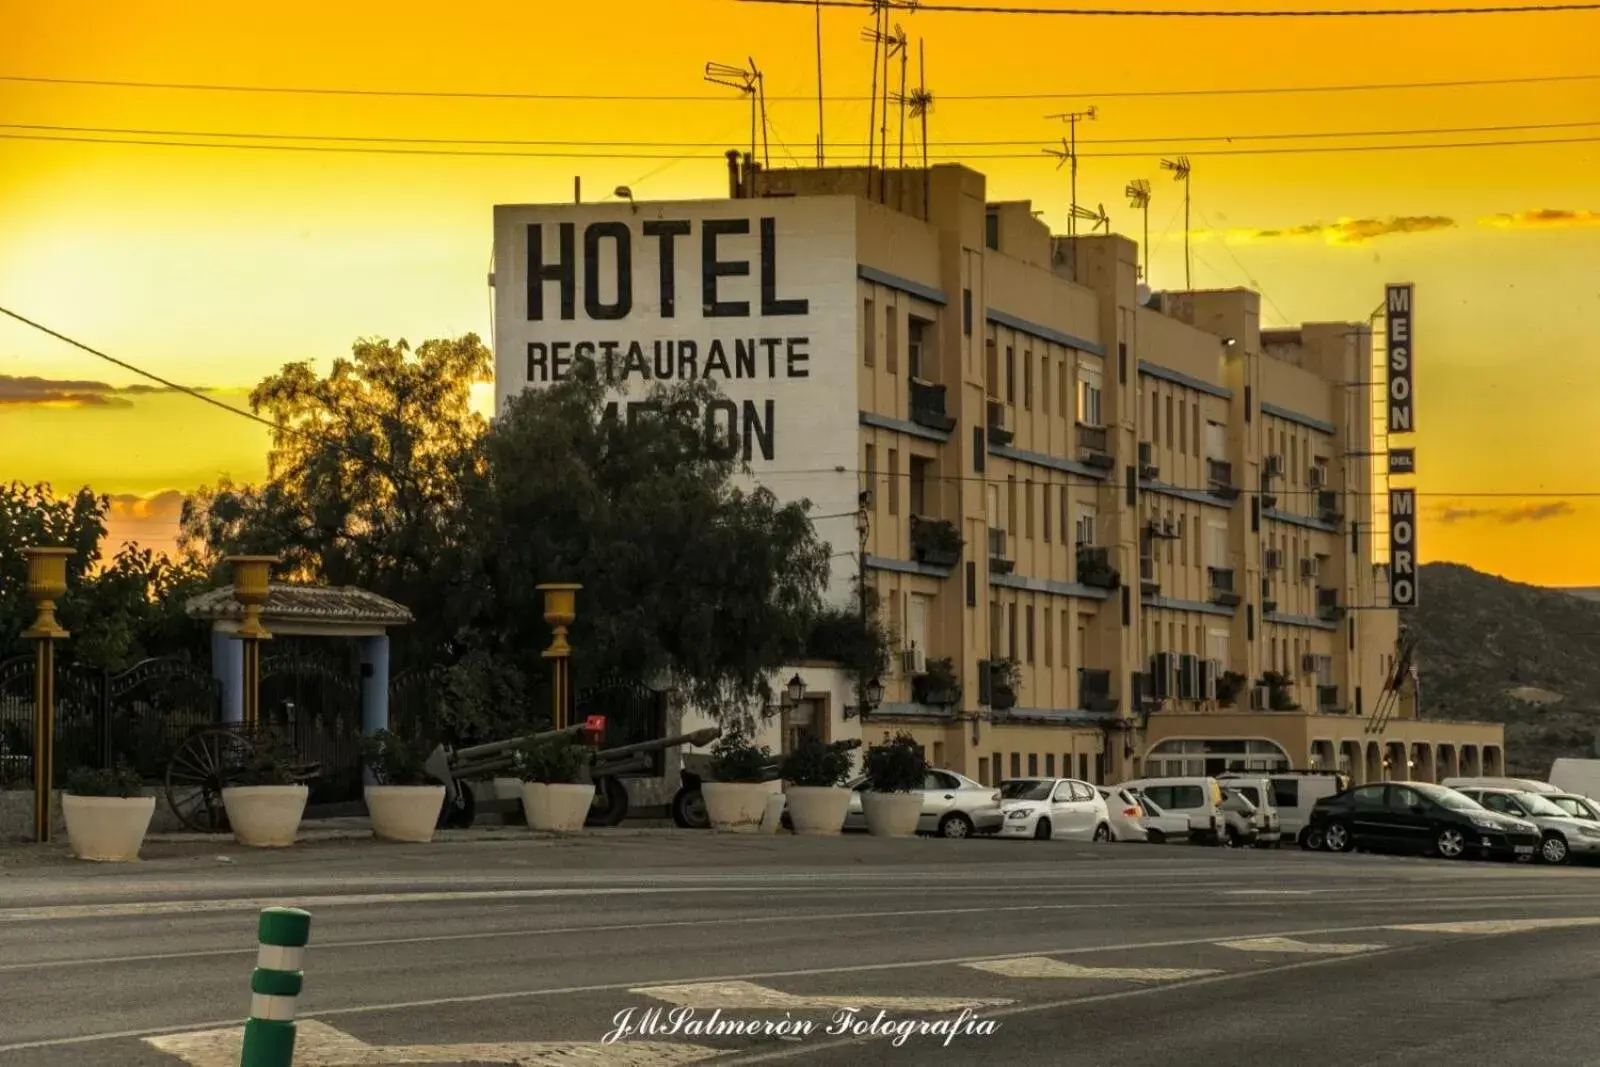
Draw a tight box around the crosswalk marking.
[1387,917,1600,936]
[1216,937,1388,955]
[144,1019,722,1067]
[963,958,1220,981]
[632,979,1010,1012]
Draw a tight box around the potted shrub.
[701,732,777,833]
[62,761,155,862]
[513,734,595,832]
[912,657,961,706]
[221,745,309,848]
[780,739,855,835]
[361,730,445,843]
[862,731,928,837]
[985,658,1021,712]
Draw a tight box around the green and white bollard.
[240,907,312,1067]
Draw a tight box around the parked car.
[825,769,1003,838]
[1218,776,1283,848]
[1546,793,1600,823]
[996,778,1112,841]
[1309,781,1541,860]
[1450,786,1600,865]
[1440,776,1559,795]
[1127,790,1190,844]
[1119,776,1245,845]
[1219,770,1345,848]
[1096,786,1153,842]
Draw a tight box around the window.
[1023,353,1034,410]
[908,593,931,655]
[907,317,928,378]
[1351,785,1386,810]
[1045,753,1056,776]
[864,445,877,510]
[1192,404,1200,455]
[886,309,899,376]
[978,757,990,786]
[1165,394,1174,446]
[1205,420,1227,460]
[1075,506,1096,547]
[985,341,999,398]
[1392,785,1423,808]
[1007,475,1018,531]
[1059,360,1071,416]
[1008,602,1019,660]
[1206,628,1229,666]
[909,456,930,516]
[1077,369,1103,426]
[1025,480,1036,539]
[1078,754,1090,782]
[1028,753,1038,776]
[1060,609,1070,667]
[1040,358,1050,415]
[989,598,1001,653]
[1043,484,1053,542]
[1271,779,1299,808]
[1179,400,1188,454]
[1206,521,1229,570]
[862,299,876,366]
[1005,346,1015,403]
[887,449,900,514]
[1010,752,1021,778]
[985,211,999,250]
[1026,604,1036,663]
[1144,785,1204,810]
[1044,609,1054,667]
[962,289,972,335]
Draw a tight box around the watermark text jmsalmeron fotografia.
[605,1006,1001,1048]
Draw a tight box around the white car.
[1097,786,1154,842]
[997,778,1112,842]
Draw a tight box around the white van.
[1441,776,1559,795]
[1547,759,1600,799]
[1216,775,1283,847]
[1219,771,1345,847]
[1120,776,1241,845]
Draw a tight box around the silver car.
[1547,793,1600,822]
[1455,787,1600,864]
[841,769,1003,837]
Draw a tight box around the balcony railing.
[1206,458,1239,500]
[987,527,1014,575]
[1075,545,1121,590]
[1076,423,1109,454]
[1316,588,1344,621]
[1139,555,1159,596]
[1208,567,1241,607]
[1260,575,1276,615]
[909,515,963,569]
[1078,668,1118,713]
[909,378,956,433]
[1316,489,1342,524]
[1317,684,1341,711]
[986,399,1013,446]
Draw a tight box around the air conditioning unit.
[1138,441,1159,479]
[1300,652,1319,675]
[1300,556,1320,581]
[1265,548,1285,571]
[901,647,927,675]
[1265,454,1285,478]
[1308,465,1326,488]
[1249,685,1270,711]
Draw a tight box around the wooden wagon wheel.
[164,727,266,833]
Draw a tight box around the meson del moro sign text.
[492,198,859,475]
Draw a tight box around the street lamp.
[863,677,884,709]
[785,673,807,706]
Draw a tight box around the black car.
[1307,780,1542,860]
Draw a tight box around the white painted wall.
[676,665,865,778]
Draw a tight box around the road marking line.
[144,1019,721,1067]
[633,979,1009,1012]
[1386,917,1600,935]
[1215,937,1388,955]
[1222,889,1324,896]
[964,958,1220,981]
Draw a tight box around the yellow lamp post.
[537,583,581,730]
[22,546,74,844]
[227,556,279,729]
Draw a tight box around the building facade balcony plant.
[911,656,961,707]
[1075,546,1121,590]
[909,378,956,433]
[909,515,964,568]
[1259,671,1300,711]
[1216,670,1248,707]
[979,657,1021,711]
[1077,668,1119,713]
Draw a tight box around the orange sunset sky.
[1,0,1597,586]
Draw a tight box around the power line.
[5,130,1598,159]
[3,71,1596,103]
[745,0,1600,15]
[6,117,1597,149]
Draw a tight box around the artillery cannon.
[670,737,863,829]
[428,717,723,829]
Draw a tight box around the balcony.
[1137,442,1159,480]
[978,658,1019,711]
[912,656,961,707]
[1258,475,1278,510]
[1139,555,1159,597]
[909,515,963,569]
[1260,576,1276,615]
[908,378,956,433]
[1206,458,1240,501]
[1078,668,1118,713]
[1076,423,1114,469]
[1208,567,1242,608]
[986,399,1013,446]
[987,527,1014,575]
[1316,489,1342,525]
[1075,545,1121,590]
[1317,684,1341,712]
[1316,588,1344,621]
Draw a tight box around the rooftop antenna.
[1044,107,1097,236]
[1126,178,1152,281]
[1161,156,1192,289]
[885,28,917,169]
[814,0,825,165]
[862,9,906,200]
[705,59,769,167]
[862,2,890,190]
[1071,202,1110,234]
[897,39,934,219]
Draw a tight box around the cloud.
[1479,209,1600,230]
[0,375,209,409]
[107,490,187,522]
[1191,216,1455,247]
[1436,501,1575,524]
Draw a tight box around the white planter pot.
[702,781,779,833]
[365,785,445,843]
[62,794,155,862]
[522,782,595,832]
[863,791,923,837]
[785,786,853,835]
[222,785,308,848]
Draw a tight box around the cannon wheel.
[437,781,476,830]
[165,727,265,833]
[585,776,630,827]
[672,783,709,830]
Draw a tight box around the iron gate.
[259,649,363,804]
[576,677,669,776]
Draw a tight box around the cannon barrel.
[452,722,589,763]
[594,726,722,762]
[591,752,656,778]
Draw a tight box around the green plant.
[232,744,306,787]
[923,656,958,689]
[1217,671,1248,705]
[864,731,927,793]
[1259,672,1300,711]
[360,729,436,786]
[65,760,143,798]
[708,732,773,783]
[988,658,1021,693]
[779,738,853,788]
[512,734,591,784]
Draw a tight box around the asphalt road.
[2,832,1598,1066]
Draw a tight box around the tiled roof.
[186,584,414,626]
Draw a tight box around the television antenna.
[1044,107,1097,236]
[862,9,908,198]
[1126,178,1152,281]
[1161,156,1193,289]
[814,0,825,165]
[1071,203,1111,234]
[705,59,769,167]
